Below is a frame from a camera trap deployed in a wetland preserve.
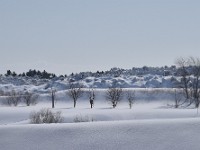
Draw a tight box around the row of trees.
[49,82,135,109]
[4,90,39,106]
[0,65,191,81]
[2,85,135,109]
[5,69,56,79]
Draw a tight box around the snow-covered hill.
[0,66,184,93]
[0,75,181,94]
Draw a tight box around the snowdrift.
[1,118,200,150]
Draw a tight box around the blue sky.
[0,0,200,75]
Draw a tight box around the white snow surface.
[1,118,200,150]
[1,69,200,150]
[1,101,200,150]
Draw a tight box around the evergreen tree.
[12,71,17,77]
[6,70,12,76]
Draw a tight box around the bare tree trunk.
[88,89,95,109]
[52,92,55,108]
[50,88,56,108]
[183,76,190,100]
[90,103,93,109]
[74,100,76,108]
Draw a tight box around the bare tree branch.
[126,90,135,109]
[23,91,39,106]
[67,82,84,108]
[106,87,123,108]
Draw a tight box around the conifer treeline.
[5,69,56,79]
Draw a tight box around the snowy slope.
[1,118,200,150]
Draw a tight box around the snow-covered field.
[1,95,200,150]
[1,118,200,150]
[0,73,199,150]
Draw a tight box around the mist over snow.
[1,68,200,150]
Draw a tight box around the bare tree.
[126,90,135,109]
[175,57,190,101]
[173,89,184,108]
[6,90,22,106]
[175,56,200,110]
[188,57,200,109]
[0,90,4,96]
[67,82,84,108]
[6,92,12,106]
[87,89,95,108]
[106,87,123,108]
[23,91,39,106]
[50,88,56,108]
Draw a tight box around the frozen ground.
[1,100,200,150]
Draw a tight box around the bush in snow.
[73,114,94,123]
[30,108,63,124]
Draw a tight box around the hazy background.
[0,0,200,75]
